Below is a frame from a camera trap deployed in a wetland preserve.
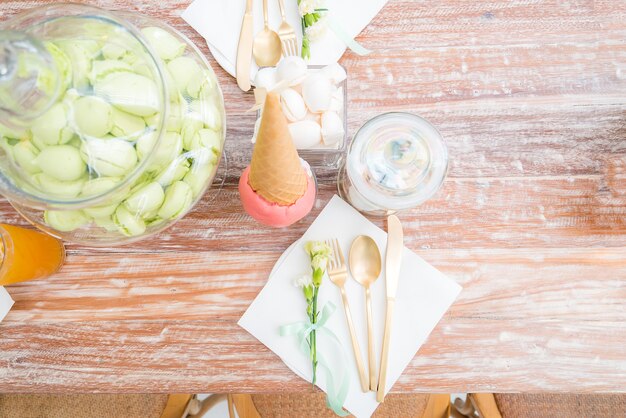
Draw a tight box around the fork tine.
[290,39,298,56]
[325,239,336,269]
[328,240,339,270]
[334,238,345,267]
[282,38,293,56]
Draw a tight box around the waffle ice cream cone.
[248,92,307,205]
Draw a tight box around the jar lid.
[347,112,448,211]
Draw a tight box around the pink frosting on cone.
[239,165,316,227]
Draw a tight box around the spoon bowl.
[253,29,281,66]
[350,235,382,286]
[252,0,282,67]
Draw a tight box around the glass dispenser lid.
[347,112,448,211]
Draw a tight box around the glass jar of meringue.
[254,60,348,170]
[338,113,448,216]
[0,4,225,245]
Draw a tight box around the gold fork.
[276,0,298,56]
[326,238,369,392]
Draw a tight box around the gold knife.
[236,0,254,91]
[377,214,404,402]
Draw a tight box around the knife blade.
[236,0,254,92]
[377,214,403,402]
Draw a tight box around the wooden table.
[1,0,625,394]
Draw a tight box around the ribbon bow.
[280,302,350,416]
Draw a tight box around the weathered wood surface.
[1,0,626,393]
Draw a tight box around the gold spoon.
[350,235,382,391]
[252,0,282,66]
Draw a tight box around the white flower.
[293,273,313,289]
[311,254,328,272]
[304,241,332,258]
[305,18,328,42]
[298,0,324,16]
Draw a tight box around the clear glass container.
[255,66,347,169]
[338,112,448,216]
[0,4,225,246]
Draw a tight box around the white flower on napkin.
[299,0,329,59]
[298,0,325,16]
[304,241,332,278]
[311,254,328,272]
[293,273,313,289]
[304,241,332,258]
[305,17,329,42]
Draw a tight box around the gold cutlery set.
[326,215,404,402]
[237,0,298,91]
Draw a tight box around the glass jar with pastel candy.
[0,4,225,245]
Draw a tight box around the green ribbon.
[327,16,372,56]
[280,302,350,416]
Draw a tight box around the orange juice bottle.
[0,224,65,285]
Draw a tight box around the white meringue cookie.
[276,56,308,86]
[329,86,344,112]
[320,111,344,146]
[288,120,322,149]
[302,74,333,113]
[320,63,347,84]
[254,67,277,89]
[280,88,307,122]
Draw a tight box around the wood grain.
[1,0,626,393]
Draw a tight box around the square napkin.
[181,0,388,79]
[239,195,462,418]
[0,287,14,323]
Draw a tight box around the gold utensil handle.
[377,299,394,402]
[340,287,368,392]
[277,0,286,20]
[365,286,377,391]
[263,0,269,28]
[236,0,254,91]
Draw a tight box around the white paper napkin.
[181,0,388,79]
[239,195,462,418]
[0,287,14,323]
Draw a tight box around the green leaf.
[303,284,314,300]
[312,267,323,286]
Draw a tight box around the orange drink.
[0,224,65,285]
